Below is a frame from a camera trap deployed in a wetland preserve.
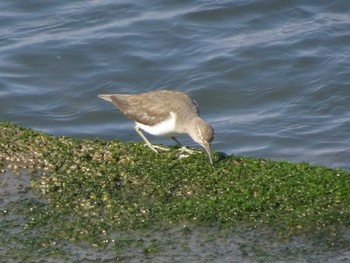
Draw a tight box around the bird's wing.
[109,94,172,126]
[100,90,199,126]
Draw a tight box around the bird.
[98,90,214,164]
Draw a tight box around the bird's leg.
[171,137,194,154]
[171,136,182,146]
[135,126,169,152]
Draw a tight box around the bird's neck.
[185,117,203,141]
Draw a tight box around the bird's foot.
[152,144,170,152]
[178,146,194,154]
[145,143,170,153]
[177,146,196,160]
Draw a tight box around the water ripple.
[1,1,350,169]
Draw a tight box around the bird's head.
[188,118,214,164]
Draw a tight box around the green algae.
[1,121,350,252]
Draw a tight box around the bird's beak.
[203,143,213,164]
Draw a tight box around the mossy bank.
[1,121,350,260]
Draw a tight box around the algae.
[1,121,350,260]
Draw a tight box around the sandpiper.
[98,90,214,164]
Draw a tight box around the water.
[1,1,350,261]
[1,1,350,170]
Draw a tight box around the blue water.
[1,0,350,171]
[1,1,350,262]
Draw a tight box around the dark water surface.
[1,1,350,170]
[1,1,350,261]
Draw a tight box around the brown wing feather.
[109,90,199,126]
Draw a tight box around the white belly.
[135,112,178,137]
